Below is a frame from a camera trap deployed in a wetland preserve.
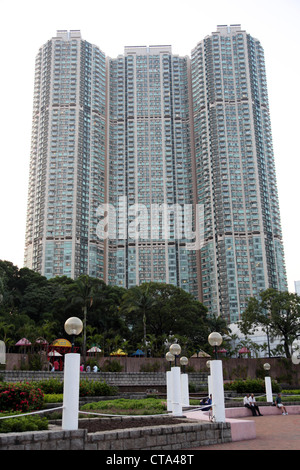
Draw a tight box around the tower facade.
[106,46,199,295]
[24,30,106,279]
[191,25,287,321]
[24,27,287,322]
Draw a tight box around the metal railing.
[0,406,64,420]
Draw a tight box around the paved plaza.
[189,414,300,450]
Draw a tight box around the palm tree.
[208,314,231,336]
[0,320,14,345]
[72,276,102,366]
[38,320,58,344]
[122,284,157,354]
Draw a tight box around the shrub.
[81,398,167,415]
[44,394,63,403]
[140,361,161,372]
[0,382,44,413]
[35,378,63,394]
[34,378,117,397]
[101,359,123,372]
[0,413,48,433]
[90,380,118,397]
[79,379,118,397]
[224,378,280,394]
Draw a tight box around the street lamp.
[64,317,83,352]
[62,317,83,431]
[165,352,174,412]
[180,356,188,373]
[208,332,222,360]
[263,363,273,403]
[166,351,175,368]
[169,343,181,366]
[206,360,212,398]
[207,332,225,422]
[167,343,183,416]
[180,356,189,407]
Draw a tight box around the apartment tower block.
[24,26,287,321]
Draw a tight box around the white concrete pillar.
[265,376,273,403]
[181,373,189,407]
[171,366,183,416]
[208,374,212,398]
[210,359,226,423]
[62,353,80,430]
[166,370,173,412]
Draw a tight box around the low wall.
[185,409,256,442]
[0,419,232,451]
[0,370,208,390]
[225,404,300,419]
[4,355,300,385]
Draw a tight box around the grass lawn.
[80,398,168,416]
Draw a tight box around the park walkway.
[189,414,300,450]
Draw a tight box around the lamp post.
[62,317,83,430]
[165,351,175,412]
[166,351,175,368]
[169,343,182,416]
[208,332,225,423]
[64,316,83,353]
[206,359,212,398]
[180,356,189,407]
[169,343,181,366]
[263,362,273,403]
[208,332,222,360]
[180,356,188,373]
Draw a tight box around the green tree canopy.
[0,260,220,358]
[121,282,208,356]
[240,288,300,358]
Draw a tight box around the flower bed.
[0,382,44,413]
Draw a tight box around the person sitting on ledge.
[244,394,257,416]
[249,393,263,416]
[275,393,288,415]
[201,395,212,411]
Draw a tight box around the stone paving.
[189,414,300,450]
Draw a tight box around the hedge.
[33,377,118,397]
[224,378,280,394]
[0,412,48,433]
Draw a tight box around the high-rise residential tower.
[106,46,199,295]
[24,27,287,322]
[24,30,106,279]
[191,25,287,321]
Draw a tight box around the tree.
[207,314,231,336]
[0,320,15,349]
[121,284,157,354]
[0,260,215,358]
[37,320,59,344]
[121,282,208,355]
[71,275,99,366]
[240,288,300,358]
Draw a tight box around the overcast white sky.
[0,0,299,292]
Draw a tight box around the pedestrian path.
[189,414,300,450]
